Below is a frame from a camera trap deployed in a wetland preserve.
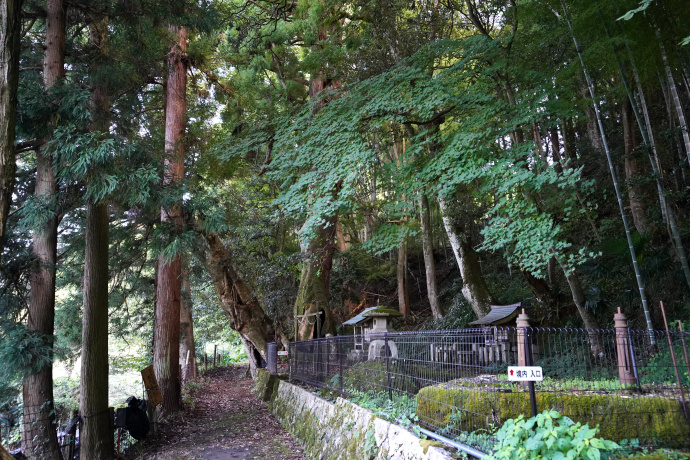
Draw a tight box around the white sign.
[277,351,288,356]
[508,366,543,382]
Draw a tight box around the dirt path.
[125,366,305,460]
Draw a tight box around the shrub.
[488,410,620,460]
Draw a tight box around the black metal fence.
[287,327,690,454]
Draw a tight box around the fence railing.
[287,326,690,454]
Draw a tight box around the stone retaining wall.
[253,369,456,460]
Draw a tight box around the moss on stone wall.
[266,380,455,459]
[252,369,286,402]
[416,384,690,446]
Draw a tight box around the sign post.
[508,364,542,417]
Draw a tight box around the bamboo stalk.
[561,2,655,343]
[660,302,688,418]
[657,29,690,166]
[618,42,690,290]
[678,320,690,388]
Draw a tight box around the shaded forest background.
[0,0,689,456]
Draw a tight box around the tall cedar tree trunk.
[153,25,187,414]
[419,193,443,319]
[180,269,197,382]
[80,203,111,457]
[293,76,338,340]
[79,20,114,459]
[622,99,651,235]
[22,0,65,456]
[0,0,21,254]
[437,198,494,319]
[202,233,276,377]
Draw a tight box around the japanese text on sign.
[507,366,544,382]
[141,365,162,407]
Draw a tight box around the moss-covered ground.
[123,366,305,460]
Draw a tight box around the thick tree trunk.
[23,103,61,460]
[294,218,338,340]
[561,265,603,355]
[180,269,197,383]
[390,127,409,318]
[438,197,493,318]
[561,267,599,330]
[154,24,187,414]
[419,193,442,319]
[80,202,112,459]
[79,19,113,459]
[622,99,651,235]
[397,238,409,318]
[0,0,21,254]
[202,233,276,378]
[521,271,558,321]
[335,220,348,252]
[22,0,65,456]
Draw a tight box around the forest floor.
[123,366,305,460]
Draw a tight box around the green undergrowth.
[487,410,621,460]
[347,389,421,435]
[487,411,690,460]
[341,360,421,395]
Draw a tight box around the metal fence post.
[385,333,392,401]
[326,337,331,378]
[267,342,277,373]
[288,343,293,381]
[338,338,344,396]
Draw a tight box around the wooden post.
[614,308,637,387]
[213,345,217,367]
[204,353,207,372]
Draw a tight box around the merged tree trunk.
[419,193,443,319]
[79,19,114,459]
[292,73,339,340]
[153,24,187,414]
[202,233,276,377]
[437,197,494,319]
[180,269,197,383]
[22,0,65,456]
[294,218,337,340]
[0,0,21,255]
